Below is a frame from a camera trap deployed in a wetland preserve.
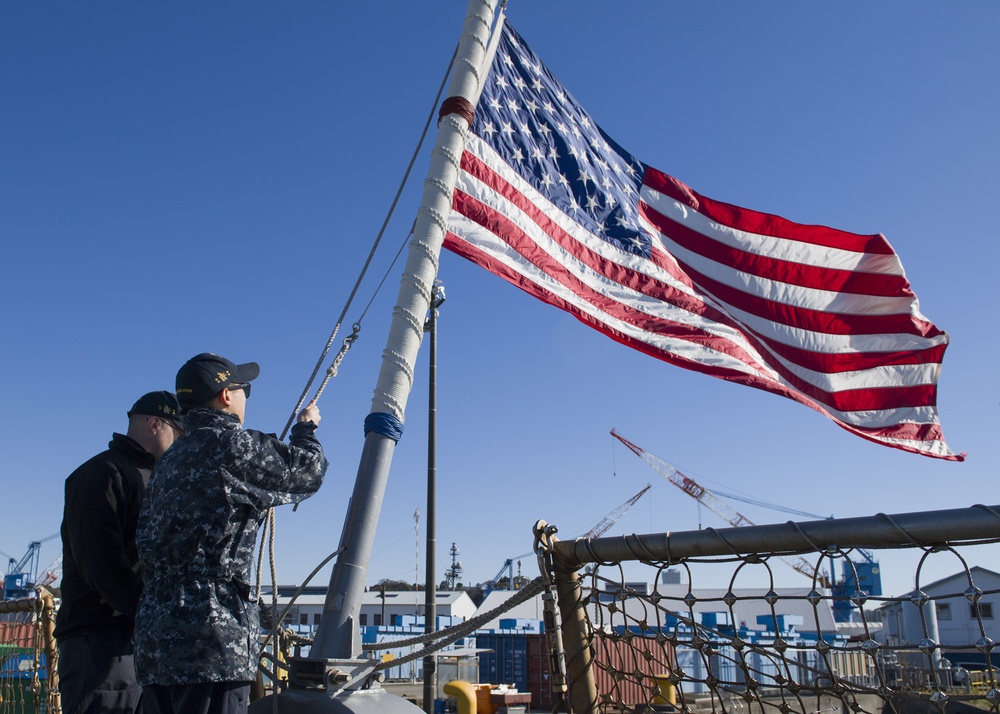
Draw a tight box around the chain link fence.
[0,589,58,714]
[541,504,1000,714]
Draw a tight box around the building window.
[314,613,322,626]
[360,614,367,626]
[971,602,994,620]
[300,613,308,625]
[936,603,952,620]
[374,614,382,626]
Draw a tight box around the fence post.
[552,549,597,714]
[38,587,61,714]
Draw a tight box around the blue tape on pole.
[364,412,404,442]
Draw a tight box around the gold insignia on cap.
[214,370,231,384]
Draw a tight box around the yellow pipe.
[443,680,478,714]
[650,674,677,706]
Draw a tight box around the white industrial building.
[261,586,477,635]
[875,566,1000,669]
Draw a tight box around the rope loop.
[439,96,476,127]
[313,322,363,401]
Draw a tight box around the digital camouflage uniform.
[134,407,327,686]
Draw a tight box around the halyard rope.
[278,40,458,441]
[255,42,459,603]
[263,577,545,679]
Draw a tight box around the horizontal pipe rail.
[552,503,1000,568]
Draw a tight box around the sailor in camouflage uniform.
[134,353,328,714]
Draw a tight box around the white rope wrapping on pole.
[367,3,499,424]
[250,38,462,607]
[309,0,502,661]
[275,41,461,441]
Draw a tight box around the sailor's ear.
[207,389,232,410]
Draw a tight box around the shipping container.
[480,632,679,710]
[527,633,553,711]
[477,632,530,692]
[479,629,677,710]
[591,634,674,709]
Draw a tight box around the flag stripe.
[463,144,948,378]
[760,335,947,373]
[643,167,898,255]
[443,22,961,460]
[640,194,912,299]
[445,212,951,447]
[662,254,939,337]
[445,214,956,458]
[452,157,940,413]
[640,181,910,281]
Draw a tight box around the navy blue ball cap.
[175,352,260,408]
[128,391,182,421]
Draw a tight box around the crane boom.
[582,483,652,539]
[610,429,830,588]
[485,484,651,595]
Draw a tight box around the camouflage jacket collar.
[183,407,242,431]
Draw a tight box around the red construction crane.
[610,429,830,588]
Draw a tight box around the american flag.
[444,22,960,461]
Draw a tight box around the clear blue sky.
[2,3,997,596]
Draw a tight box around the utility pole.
[422,280,445,712]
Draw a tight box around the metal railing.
[539,504,1000,714]
[0,588,59,714]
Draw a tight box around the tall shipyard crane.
[610,429,832,588]
[582,483,652,540]
[485,483,651,595]
[2,534,59,600]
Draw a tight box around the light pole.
[423,280,445,712]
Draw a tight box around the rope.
[260,581,546,688]
[277,40,458,441]
[369,578,545,672]
[369,578,544,653]
[258,547,345,656]
[268,511,278,609]
[256,41,459,603]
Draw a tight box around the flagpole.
[306,0,500,667]
[423,280,445,712]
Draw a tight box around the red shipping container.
[526,632,675,710]
[527,634,553,711]
[0,622,35,647]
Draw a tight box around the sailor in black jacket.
[55,390,183,714]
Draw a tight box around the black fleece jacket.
[54,434,154,640]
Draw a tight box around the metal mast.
[307,0,500,662]
[255,2,503,711]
